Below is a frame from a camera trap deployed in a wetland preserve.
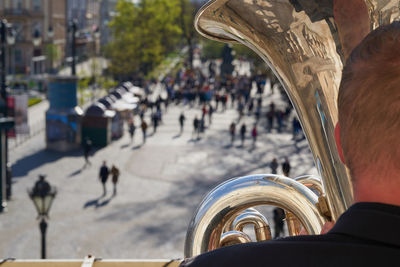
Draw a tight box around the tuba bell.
[185,0,400,258]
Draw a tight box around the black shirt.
[180,202,400,267]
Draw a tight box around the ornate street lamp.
[28,175,57,259]
[32,29,42,47]
[47,25,54,39]
[7,28,15,46]
[32,29,42,75]
[94,27,100,39]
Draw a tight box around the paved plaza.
[0,82,318,260]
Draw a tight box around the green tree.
[45,43,60,72]
[232,44,267,73]
[106,0,183,79]
[179,0,198,69]
[201,38,225,59]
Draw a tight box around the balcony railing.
[0,259,181,267]
[2,8,43,17]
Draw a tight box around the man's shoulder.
[180,234,400,267]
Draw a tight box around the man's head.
[338,22,400,183]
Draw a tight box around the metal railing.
[8,118,45,150]
[0,259,181,267]
[2,8,43,17]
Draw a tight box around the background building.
[66,0,105,63]
[0,0,67,78]
[100,0,118,47]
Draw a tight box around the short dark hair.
[338,22,400,179]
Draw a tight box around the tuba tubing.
[184,174,326,258]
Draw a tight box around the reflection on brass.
[285,211,302,236]
[186,0,400,258]
[295,175,324,196]
[316,195,332,221]
[232,209,272,241]
[222,208,259,233]
[184,175,325,257]
[220,230,252,247]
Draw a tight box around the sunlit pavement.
[1,83,318,259]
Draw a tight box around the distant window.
[32,21,42,37]
[15,49,22,63]
[13,0,23,10]
[33,0,41,11]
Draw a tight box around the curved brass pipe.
[184,174,325,258]
[232,210,272,241]
[220,231,252,247]
[295,175,324,196]
[222,208,259,233]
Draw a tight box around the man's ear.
[335,123,345,164]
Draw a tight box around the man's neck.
[353,177,400,206]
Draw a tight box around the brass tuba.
[185,0,400,258]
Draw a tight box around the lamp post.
[1,20,10,105]
[4,20,13,202]
[32,29,42,76]
[7,28,15,77]
[92,26,100,100]
[47,26,54,73]
[28,175,57,259]
[0,20,15,212]
[69,20,78,76]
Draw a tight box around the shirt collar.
[329,202,400,247]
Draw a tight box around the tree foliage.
[106,0,183,79]
[201,38,269,74]
[179,0,199,68]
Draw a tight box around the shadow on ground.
[12,147,102,178]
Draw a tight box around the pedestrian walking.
[282,157,291,177]
[276,110,284,133]
[238,100,245,121]
[273,207,285,239]
[200,117,205,135]
[193,116,200,139]
[215,92,220,111]
[229,121,236,145]
[270,158,278,174]
[292,117,302,140]
[156,109,163,124]
[141,119,148,144]
[251,124,257,147]
[179,112,186,133]
[83,137,92,167]
[222,93,228,111]
[267,110,274,132]
[248,98,254,115]
[202,104,207,121]
[111,165,120,196]
[267,102,276,132]
[128,121,136,143]
[240,123,246,147]
[99,161,109,196]
[152,112,159,133]
[208,104,214,125]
